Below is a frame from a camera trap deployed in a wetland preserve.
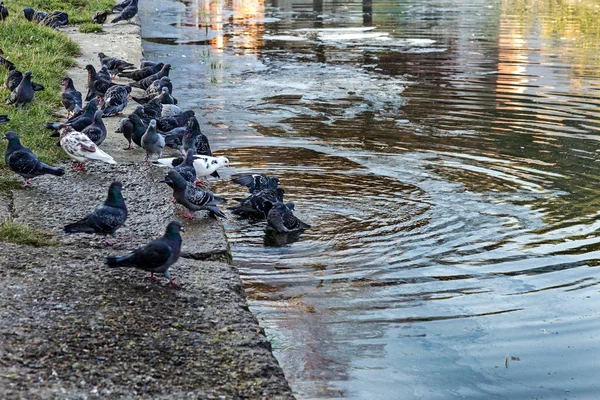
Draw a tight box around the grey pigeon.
[4,131,65,187]
[171,149,197,183]
[61,77,82,116]
[157,109,194,133]
[117,117,134,149]
[85,64,115,101]
[81,110,107,145]
[233,173,280,194]
[98,52,135,77]
[131,64,171,90]
[161,126,185,152]
[92,10,110,24]
[97,65,112,82]
[162,170,227,219]
[5,70,44,92]
[156,86,176,105]
[0,115,9,123]
[104,220,184,288]
[64,181,127,244]
[141,119,164,162]
[228,187,285,218]
[111,0,138,24]
[111,0,131,12]
[46,98,99,132]
[119,62,164,81]
[182,116,212,157]
[6,71,34,110]
[101,85,131,116]
[0,2,8,20]
[264,201,311,233]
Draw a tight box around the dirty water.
[139,0,600,398]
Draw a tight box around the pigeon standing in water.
[0,2,8,21]
[4,131,65,187]
[104,221,184,289]
[81,110,107,145]
[111,0,138,24]
[162,170,227,219]
[59,125,117,170]
[64,181,128,245]
[6,71,34,110]
[264,201,311,233]
[141,119,164,162]
[101,85,131,116]
[61,77,83,117]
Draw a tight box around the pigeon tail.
[206,205,227,219]
[40,164,65,177]
[64,220,97,234]
[104,253,135,268]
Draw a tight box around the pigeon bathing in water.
[81,110,107,145]
[111,0,138,24]
[6,71,34,110]
[162,170,227,219]
[264,201,311,233]
[97,52,135,77]
[64,181,128,245]
[233,173,280,194]
[59,124,116,170]
[228,187,285,218]
[61,77,83,117]
[104,220,184,289]
[101,85,131,116]
[0,2,8,21]
[5,70,44,92]
[4,131,65,187]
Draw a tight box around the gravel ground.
[0,16,293,400]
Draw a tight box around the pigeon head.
[58,124,75,139]
[185,117,200,131]
[23,71,32,80]
[161,87,169,95]
[85,64,96,75]
[184,148,196,163]
[164,170,187,189]
[216,156,229,167]
[106,181,126,208]
[163,64,171,72]
[97,52,106,60]
[100,65,110,73]
[23,8,34,21]
[285,202,295,211]
[3,131,21,147]
[94,110,104,121]
[164,220,185,239]
[61,77,73,89]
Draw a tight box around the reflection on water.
[140,0,600,398]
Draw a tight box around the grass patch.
[79,22,103,33]
[0,219,58,247]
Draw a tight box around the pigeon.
[47,98,99,132]
[116,117,134,149]
[22,7,47,23]
[228,187,285,218]
[182,117,212,157]
[104,220,184,288]
[161,104,182,118]
[97,65,112,82]
[142,95,162,120]
[41,11,68,28]
[264,201,311,233]
[6,71,34,110]
[64,181,128,244]
[139,59,158,69]
[0,2,8,21]
[5,70,44,92]
[171,149,197,183]
[233,173,280,194]
[111,0,138,24]
[127,112,148,147]
[59,124,117,170]
[92,10,110,24]
[162,170,227,219]
[156,86,176,105]
[157,110,194,133]
[119,62,164,81]
[141,119,164,162]
[111,0,131,13]
[84,64,116,101]
[0,115,9,123]
[4,131,65,187]
[101,85,131,116]
[141,76,173,100]
[132,104,151,124]
[131,64,171,90]
[153,155,228,179]
[0,51,15,70]
[98,52,135,77]
[81,110,107,145]
[61,77,83,117]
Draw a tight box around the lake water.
[140,0,600,398]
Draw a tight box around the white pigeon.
[152,155,229,178]
[161,104,181,117]
[59,125,117,170]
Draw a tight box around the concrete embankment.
[0,18,294,400]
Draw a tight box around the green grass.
[79,22,103,33]
[0,0,113,167]
[0,219,58,247]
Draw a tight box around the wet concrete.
[0,12,293,400]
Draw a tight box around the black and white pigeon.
[97,65,112,82]
[182,116,212,157]
[81,110,107,145]
[111,0,131,12]
[101,85,131,116]
[131,64,171,90]
[0,115,9,123]
[162,170,227,219]
[264,201,311,233]
[228,187,285,218]
[104,220,184,288]
[92,10,110,24]
[141,119,164,162]
[97,52,135,77]
[61,77,82,117]
[0,2,8,20]
[111,0,138,24]
[5,70,44,92]
[119,62,163,81]
[85,64,116,101]
[46,98,99,132]
[233,173,280,194]
[4,131,65,187]
[64,181,128,245]
[6,70,34,110]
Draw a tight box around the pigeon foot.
[146,273,160,283]
[178,211,195,220]
[168,279,182,289]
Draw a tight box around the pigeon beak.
[180,227,185,232]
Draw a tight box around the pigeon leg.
[171,197,177,203]
[168,279,182,289]
[146,273,160,283]
[103,236,115,246]
[194,179,210,189]
[178,210,195,220]
[22,179,31,188]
